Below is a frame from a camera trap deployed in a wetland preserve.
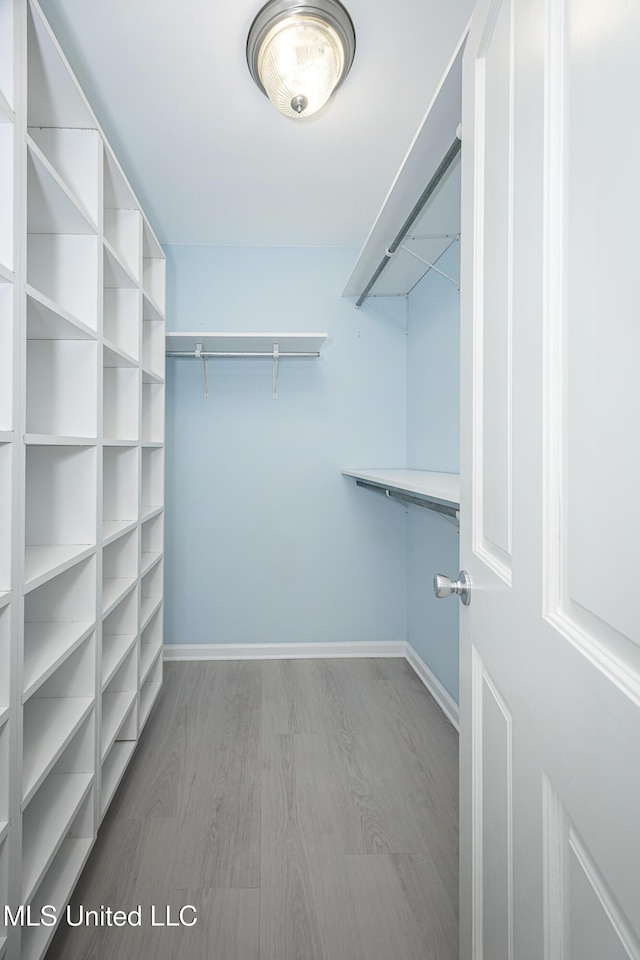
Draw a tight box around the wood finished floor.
[45,659,459,960]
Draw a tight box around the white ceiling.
[39,0,474,247]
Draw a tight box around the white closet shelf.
[142,290,164,322]
[22,697,94,807]
[102,519,137,546]
[0,590,13,611]
[26,136,97,235]
[24,435,98,446]
[0,87,14,123]
[101,634,137,691]
[142,368,164,385]
[100,740,135,820]
[103,340,138,368]
[140,643,162,686]
[141,551,162,577]
[342,468,460,514]
[26,284,96,340]
[23,621,95,701]
[140,596,162,633]
[0,820,8,844]
[103,240,138,289]
[141,505,163,523]
[101,577,137,619]
[140,671,162,729]
[0,704,9,729]
[102,439,137,449]
[24,544,96,594]
[166,331,327,355]
[21,772,93,902]
[100,690,136,763]
[0,432,14,444]
[0,262,14,284]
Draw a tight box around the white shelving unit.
[2,2,166,957]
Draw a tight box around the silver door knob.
[433,570,471,605]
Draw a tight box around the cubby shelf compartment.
[24,545,95,595]
[102,519,137,547]
[140,615,162,685]
[20,835,93,960]
[104,240,137,290]
[26,337,98,439]
[103,445,138,537]
[0,284,14,433]
[141,447,163,517]
[103,366,139,442]
[104,210,141,285]
[141,596,162,634]
[140,652,162,731]
[26,284,96,341]
[101,689,136,764]
[22,772,93,902]
[27,0,96,129]
[22,697,94,808]
[27,234,98,332]
[0,0,14,112]
[102,578,137,621]
[143,223,165,315]
[28,127,101,227]
[141,516,162,577]
[103,287,139,361]
[0,445,11,590]
[0,123,14,277]
[143,318,165,379]
[142,380,164,443]
[26,135,96,234]
[102,634,137,694]
[23,557,96,700]
[102,530,138,619]
[25,445,97,592]
[141,505,163,523]
[100,740,135,821]
[103,340,137,369]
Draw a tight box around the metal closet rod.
[166,351,320,358]
[355,133,462,308]
[355,479,459,519]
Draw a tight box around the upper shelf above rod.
[165,332,327,399]
[342,27,467,304]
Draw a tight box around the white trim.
[163,640,460,733]
[405,643,460,731]
[163,640,406,662]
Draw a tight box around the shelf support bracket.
[399,243,460,288]
[195,342,209,400]
[272,343,279,400]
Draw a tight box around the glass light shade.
[257,15,345,118]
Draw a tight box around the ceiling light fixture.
[247,0,356,119]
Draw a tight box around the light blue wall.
[163,245,408,646]
[406,243,460,702]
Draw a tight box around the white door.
[458,0,640,957]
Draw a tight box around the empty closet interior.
[0,0,465,956]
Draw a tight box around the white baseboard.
[163,640,406,661]
[163,640,458,732]
[405,643,459,731]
